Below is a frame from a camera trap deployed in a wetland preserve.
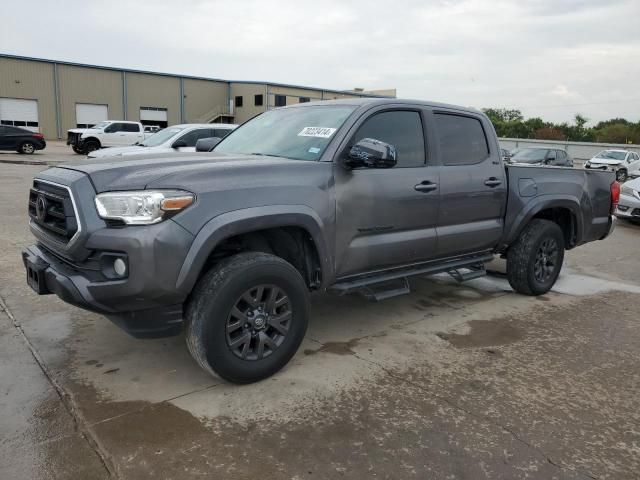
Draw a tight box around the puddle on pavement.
[437,319,524,348]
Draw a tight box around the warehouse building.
[0,53,395,139]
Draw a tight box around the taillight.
[610,181,620,213]
[32,133,44,139]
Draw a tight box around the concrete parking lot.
[1,158,639,479]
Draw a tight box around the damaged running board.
[330,252,494,300]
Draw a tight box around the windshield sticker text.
[298,127,337,138]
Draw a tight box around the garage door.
[0,98,39,132]
[140,107,168,128]
[76,104,108,128]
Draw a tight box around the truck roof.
[286,98,484,116]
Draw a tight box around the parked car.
[23,98,617,384]
[585,149,640,182]
[67,121,149,154]
[615,177,640,223]
[87,124,238,158]
[144,125,161,134]
[0,125,46,154]
[508,147,573,167]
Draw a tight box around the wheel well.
[83,137,101,146]
[533,207,577,248]
[200,227,323,289]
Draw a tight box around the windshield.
[91,121,110,130]
[214,105,357,161]
[595,150,626,160]
[511,148,548,162]
[139,127,186,147]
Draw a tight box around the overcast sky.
[2,0,639,124]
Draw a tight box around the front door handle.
[484,177,502,187]
[414,181,438,193]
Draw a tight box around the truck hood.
[588,158,622,166]
[58,152,315,192]
[68,128,101,134]
[88,144,167,158]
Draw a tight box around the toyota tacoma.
[24,99,618,383]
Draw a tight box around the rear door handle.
[414,181,438,193]
[484,177,502,187]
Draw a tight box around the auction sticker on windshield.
[298,127,337,138]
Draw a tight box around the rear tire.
[18,142,36,154]
[507,219,565,296]
[185,252,309,384]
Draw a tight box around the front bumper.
[23,217,194,338]
[615,193,640,220]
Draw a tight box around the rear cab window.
[433,113,489,166]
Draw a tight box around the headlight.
[621,185,637,197]
[95,190,194,225]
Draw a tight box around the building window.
[274,95,287,107]
[299,97,310,103]
[254,94,264,106]
[235,96,243,108]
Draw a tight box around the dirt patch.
[304,338,360,356]
[437,319,524,348]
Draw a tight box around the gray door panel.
[432,112,507,257]
[333,108,440,277]
[334,166,439,276]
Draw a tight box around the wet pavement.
[1,162,639,479]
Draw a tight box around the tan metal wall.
[0,57,57,139]
[183,78,229,123]
[125,72,181,125]
[1,56,390,138]
[57,64,124,134]
[267,85,324,107]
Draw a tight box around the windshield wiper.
[249,152,289,159]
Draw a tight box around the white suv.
[67,121,147,154]
[87,124,237,159]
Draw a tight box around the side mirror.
[195,137,222,152]
[172,140,188,149]
[345,138,397,169]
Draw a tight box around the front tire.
[507,219,565,296]
[185,252,309,384]
[616,169,628,182]
[72,145,84,154]
[83,140,100,153]
[18,142,36,154]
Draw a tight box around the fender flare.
[175,205,332,294]
[503,195,585,248]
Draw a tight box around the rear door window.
[434,114,489,165]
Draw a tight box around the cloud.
[1,0,639,123]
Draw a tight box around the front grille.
[28,180,79,244]
[67,132,81,145]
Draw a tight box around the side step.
[360,278,410,302]
[331,253,494,298]
[447,264,486,282]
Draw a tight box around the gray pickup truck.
[23,99,618,383]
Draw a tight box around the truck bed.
[502,165,615,250]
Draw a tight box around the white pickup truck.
[66,121,150,154]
